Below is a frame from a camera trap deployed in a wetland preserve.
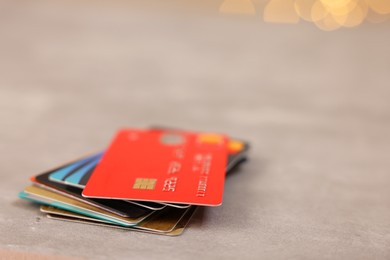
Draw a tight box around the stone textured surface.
[0,1,390,259]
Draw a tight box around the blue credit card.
[64,156,101,188]
[49,152,103,187]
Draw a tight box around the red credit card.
[82,128,228,206]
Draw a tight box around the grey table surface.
[1,1,390,259]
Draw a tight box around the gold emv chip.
[133,178,157,190]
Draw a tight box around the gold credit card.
[40,204,193,233]
[43,206,197,236]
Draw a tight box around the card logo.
[132,178,157,190]
[228,140,244,153]
[197,133,224,145]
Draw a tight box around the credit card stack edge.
[19,127,249,236]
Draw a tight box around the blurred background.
[1,0,389,157]
[1,0,389,259]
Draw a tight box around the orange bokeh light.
[219,0,390,31]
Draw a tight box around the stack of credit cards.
[19,127,249,236]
